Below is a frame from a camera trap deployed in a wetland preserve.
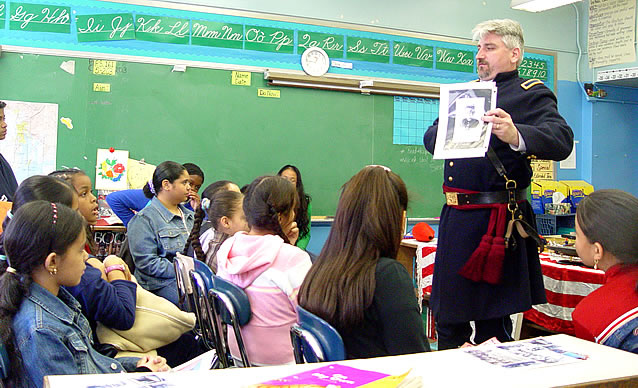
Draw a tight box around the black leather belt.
[446,189,528,206]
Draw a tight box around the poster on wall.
[95,148,128,190]
[433,82,497,160]
[0,100,58,183]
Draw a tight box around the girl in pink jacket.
[216,175,312,365]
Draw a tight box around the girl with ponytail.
[0,202,168,388]
[215,176,312,366]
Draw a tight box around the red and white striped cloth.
[415,241,438,340]
[523,253,605,334]
[414,243,604,336]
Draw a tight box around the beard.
[477,63,491,80]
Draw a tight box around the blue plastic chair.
[189,261,222,354]
[1,341,10,380]
[209,275,252,367]
[290,306,346,363]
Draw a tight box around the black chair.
[209,275,252,367]
[290,306,346,363]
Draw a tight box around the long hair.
[49,169,97,253]
[142,161,186,199]
[298,166,408,330]
[278,165,311,242]
[243,176,297,244]
[182,180,237,258]
[0,201,86,385]
[0,176,76,257]
[577,189,638,276]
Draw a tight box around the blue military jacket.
[424,70,574,323]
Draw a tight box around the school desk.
[43,334,638,388]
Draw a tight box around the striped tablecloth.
[416,245,605,337]
[524,253,605,334]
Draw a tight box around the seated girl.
[106,163,205,226]
[0,201,168,388]
[572,189,638,353]
[277,165,312,250]
[298,165,429,359]
[185,189,248,272]
[3,175,137,345]
[216,176,312,365]
[127,161,194,305]
[182,180,242,267]
[49,169,100,254]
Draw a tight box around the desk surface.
[44,335,638,388]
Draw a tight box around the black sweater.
[342,257,430,359]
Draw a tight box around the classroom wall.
[169,0,581,81]
[182,0,637,197]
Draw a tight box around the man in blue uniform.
[423,19,573,349]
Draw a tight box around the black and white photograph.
[433,81,497,160]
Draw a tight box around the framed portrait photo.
[433,81,497,160]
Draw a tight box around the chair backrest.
[0,341,9,380]
[174,253,196,311]
[189,269,223,356]
[209,275,252,367]
[194,259,214,291]
[290,306,346,363]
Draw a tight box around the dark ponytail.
[0,176,76,254]
[182,180,237,260]
[143,161,187,199]
[243,176,297,244]
[0,201,85,384]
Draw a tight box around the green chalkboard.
[0,51,444,217]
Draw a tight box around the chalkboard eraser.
[360,80,374,88]
[172,65,187,72]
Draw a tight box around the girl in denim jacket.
[0,201,168,388]
[128,161,194,305]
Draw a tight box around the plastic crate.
[535,214,575,236]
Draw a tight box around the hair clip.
[51,203,58,225]
[366,164,392,172]
[0,254,7,262]
[148,179,156,195]
[6,210,12,219]
[6,266,17,274]
[201,197,210,211]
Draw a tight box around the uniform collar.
[493,69,519,83]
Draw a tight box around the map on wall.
[0,100,58,183]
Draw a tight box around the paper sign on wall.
[93,83,111,92]
[127,158,156,189]
[231,71,251,86]
[96,149,128,190]
[93,60,117,75]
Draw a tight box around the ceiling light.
[511,0,582,12]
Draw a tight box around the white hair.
[472,19,525,67]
